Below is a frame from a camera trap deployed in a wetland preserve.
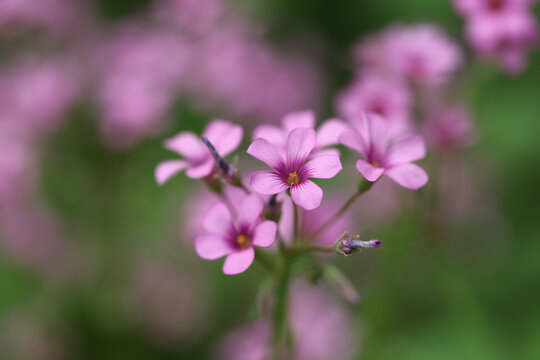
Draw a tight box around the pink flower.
[217,279,360,360]
[355,24,463,85]
[152,0,223,34]
[339,113,428,190]
[463,10,538,72]
[155,119,243,184]
[218,321,271,360]
[248,128,342,210]
[194,195,276,275]
[252,110,347,153]
[422,103,475,150]
[454,0,535,17]
[95,25,187,148]
[289,279,359,360]
[336,72,412,137]
[187,23,321,123]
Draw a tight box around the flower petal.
[311,148,340,158]
[185,158,215,178]
[304,155,342,179]
[250,171,289,195]
[223,248,255,275]
[290,180,323,210]
[385,163,428,190]
[253,220,277,247]
[282,110,315,132]
[338,127,367,155]
[247,138,284,170]
[252,125,286,148]
[164,131,207,161]
[356,158,384,182]
[204,202,232,234]
[366,113,391,159]
[238,195,264,226]
[154,160,188,185]
[286,127,316,166]
[316,118,348,148]
[384,134,426,166]
[194,233,231,260]
[203,119,243,156]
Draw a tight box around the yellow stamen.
[236,234,251,249]
[287,171,300,185]
[373,161,380,168]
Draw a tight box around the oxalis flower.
[248,127,342,210]
[194,195,277,275]
[155,119,243,184]
[339,112,428,190]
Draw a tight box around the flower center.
[487,0,505,12]
[369,101,386,116]
[373,161,381,168]
[287,171,300,185]
[236,234,252,249]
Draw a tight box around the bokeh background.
[1,0,540,359]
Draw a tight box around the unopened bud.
[334,232,381,256]
[264,194,282,222]
[201,136,234,177]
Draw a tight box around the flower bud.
[201,136,234,178]
[263,194,282,222]
[334,232,381,256]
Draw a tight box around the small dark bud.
[264,194,282,222]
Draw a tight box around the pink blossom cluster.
[155,110,427,274]
[454,0,539,73]
[93,25,187,149]
[338,23,476,154]
[91,0,322,148]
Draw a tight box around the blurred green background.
[1,0,540,359]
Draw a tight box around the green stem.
[291,245,333,256]
[272,256,292,359]
[255,249,275,273]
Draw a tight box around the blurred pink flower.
[248,128,342,210]
[461,9,538,72]
[422,103,475,150]
[355,24,463,85]
[152,0,223,34]
[0,0,84,36]
[336,72,412,136]
[252,110,347,154]
[155,119,243,184]
[0,57,80,142]
[187,22,321,122]
[454,0,536,17]
[289,279,359,360]
[218,321,272,360]
[218,279,359,360]
[194,195,277,275]
[95,26,187,148]
[339,112,428,189]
